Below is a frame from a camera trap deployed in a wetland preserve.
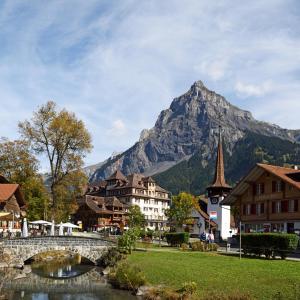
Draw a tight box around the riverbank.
[127,250,300,299]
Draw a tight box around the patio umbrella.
[50,220,55,236]
[0,212,11,218]
[22,218,28,238]
[61,222,80,229]
[58,222,64,236]
[29,220,52,226]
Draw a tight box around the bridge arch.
[0,236,114,267]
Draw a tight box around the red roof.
[0,184,19,202]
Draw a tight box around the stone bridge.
[0,236,115,267]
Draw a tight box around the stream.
[0,256,136,300]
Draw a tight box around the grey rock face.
[90,81,299,182]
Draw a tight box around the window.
[260,203,265,214]
[254,183,264,195]
[154,200,158,205]
[154,208,158,213]
[256,203,261,215]
[272,201,281,213]
[276,201,281,213]
[246,204,251,215]
[289,200,298,212]
[272,181,284,193]
[288,200,295,213]
[143,207,148,212]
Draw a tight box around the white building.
[87,170,170,230]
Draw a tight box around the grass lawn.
[127,250,300,299]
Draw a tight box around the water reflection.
[31,254,93,279]
[0,256,135,300]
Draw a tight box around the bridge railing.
[1,235,116,246]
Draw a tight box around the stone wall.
[0,236,114,267]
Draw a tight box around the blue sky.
[0,0,299,170]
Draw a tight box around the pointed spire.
[211,126,230,188]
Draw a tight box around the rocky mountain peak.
[90,81,299,183]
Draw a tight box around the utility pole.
[239,221,242,260]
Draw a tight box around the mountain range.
[89,81,300,195]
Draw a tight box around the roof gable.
[222,163,300,205]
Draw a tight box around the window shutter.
[261,183,265,194]
[253,184,257,196]
[272,202,276,213]
[243,204,246,215]
[295,199,298,212]
[281,181,285,192]
[272,181,276,193]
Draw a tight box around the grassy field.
[127,250,300,299]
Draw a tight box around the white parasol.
[22,218,28,238]
[50,220,55,236]
[58,222,64,236]
[29,220,52,226]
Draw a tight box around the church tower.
[207,126,232,240]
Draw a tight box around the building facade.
[0,175,25,232]
[74,195,127,232]
[85,170,170,230]
[222,163,300,234]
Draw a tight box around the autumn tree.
[165,192,200,230]
[0,138,49,220]
[127,205,145,228]
[19,101,92,221]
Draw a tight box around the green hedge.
[165,232,189,246]
[241,233,299,259]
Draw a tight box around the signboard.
[209,211,218,220]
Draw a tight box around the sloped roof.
[208,137,231,189]
[0,183,25,208]
[143,176,155,183]
[105,196,123,207]
[222,163,300,205]
[0,184,19,202]
[84,195,125,214]
[107,170,127,181]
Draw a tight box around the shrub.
[165,232,189,246]
[109,261,147,292]
[191,241,206,252]
[144,282,197,300]
[241,233,299,259]
[97,248,123,267]
[180,243,189,251]
[176,281,197,298]
[207,243,219,252]
[118,228,140,254]
[190,241,219,252]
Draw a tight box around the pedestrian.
[200,231,206,242]
[209,231,215,244]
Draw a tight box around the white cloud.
[107,119,127,137]
[0,0,299,168]
[234,81,274,97]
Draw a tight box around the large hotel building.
[76,170,170,230]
